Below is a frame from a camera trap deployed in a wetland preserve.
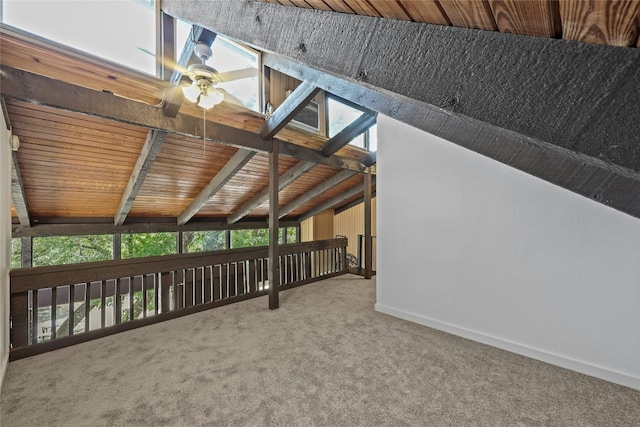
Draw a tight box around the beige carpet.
[1,274,639,426]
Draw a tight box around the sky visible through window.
[2,0,157,75]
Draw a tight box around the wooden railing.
[9,238,348,360]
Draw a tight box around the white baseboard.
[374,303,640,391]
[0,351,8,393]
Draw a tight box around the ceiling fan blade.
[216,88,245,106]
[216,68,258,82]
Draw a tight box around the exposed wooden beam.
[334,190,376,215]
[279,169,356,218]
[12,219,301,238]
[227,160,316,225]
[259,81,320,139]
[162,0,640,219]
[320,113,377,157]
[114,130,168,226]
[162,26,216,117]
[177,149,256,225]
[298,176,376,222]
[159,12,177,81]
[268,140,280,309]
[0,66,364,172]
[11,151,31,227]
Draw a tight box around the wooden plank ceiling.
[2,26,373,228]
[256,0,640,48]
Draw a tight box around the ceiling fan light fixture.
[198,87,224,109]
[182,82,201,103]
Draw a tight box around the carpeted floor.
[1,274,640,426]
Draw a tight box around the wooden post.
[268,140,280,309]
[113,234,121,260]
[364,169,373,279]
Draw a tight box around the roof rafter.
[298,175,376,222]
[259,81,320,139]
[279,169,357,218]
[177,149,256,225]
[320,113,377,157]
[226,160,317,225]
[114,130,168,226]
[0,66,364,173]
[11,151,31,227]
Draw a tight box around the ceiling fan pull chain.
[203,107,206,160]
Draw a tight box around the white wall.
[375,115,640,390]
[0,107,11,390]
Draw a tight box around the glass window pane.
[11,238,21,268]
[121,233,176,259]
[368,124,378,152]
[183,231,226,253]
[231,229,269,248]
[32,235,113,267]
[209,37,259,112]
[327,97,363,138]
[3,0,157,75]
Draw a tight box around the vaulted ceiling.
[164,0,640,218]
[3,0,640,236]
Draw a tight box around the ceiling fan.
[178,42,257,109]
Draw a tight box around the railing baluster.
[69,284,75,335]
[100,281,106,328]
[31,289,39,344]
[204,266,212,303]
[84,283,91,332]
[160,272,171,314]
[128,277,134,321]
[51,287,57,340]
[154,273,159,315]
[115,278,122,324]
[142,275,148,318]
[11,291,29,348]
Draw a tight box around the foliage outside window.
[183,231,226,253]
[2,0,157,75]
[32,235,113,267]
[11,238,21,268]
[230,228,297,249]
[121,233,176,259]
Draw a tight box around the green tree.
[121,232,176,259]
[11,238,21,268]
[183,230,226,253]
[32,235,113,267]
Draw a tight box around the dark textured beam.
[178,149,255,225]
[12,218,301,238]
[11,151,30,227]
[259,81,320,139]
[114,130,168,226]
[227,160,316,224]
[0,66,363,172]
[279,169,357,218]
[162,0,640,219]
[321,113,377,157]
[298,176,376,222]
[162,26,216,117]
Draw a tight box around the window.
[183,231,226,253]
[2,0,157,75]
[32,235,113,267]
[11,238,21,268]
[176,19,260,111]
[121,232,176,259]
[326,95,376,151]
[230,227,297,248]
